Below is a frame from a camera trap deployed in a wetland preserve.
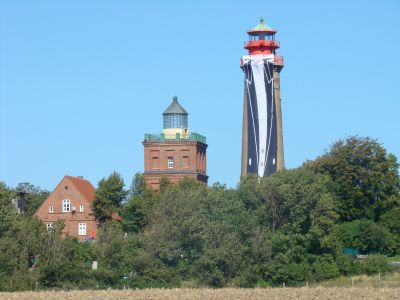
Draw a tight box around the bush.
[360,255,390,275]
[335,255,361,275]
[339,220,397,255]
[312,254,340,281]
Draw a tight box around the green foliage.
[122,173,158,233]
[0,182,17,238]
[92,221,133,286]
[136,179,253,287]
[312,254,340,281]
[1,136,399,290]
[360,255,390,275]
[92,171,128,223]
[380,208,400,235]
[159,176,172,193]
[339,220,397,255]
[37,222,94,288]
[335,255,361,276]
[309,136,400,221]
[14,183,49,216]
[240,168,340,255]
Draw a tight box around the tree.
[122,173,158,233]
[255,168,338,241]
[159,176,172,194]
[0,182,17,238]
[91,172,128,223]
[136,179,253,287]
[338,220,397,255]
[92,221,132,287]
[129,173,147,198]
[308,136,400,221]
[237,168,341,286]
[380,207,400,235]
[38,223,94,289]
[14,182,49,216]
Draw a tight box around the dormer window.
[62,199,70,213]
[48,206,54,213]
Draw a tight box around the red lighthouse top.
[244,18,284,66]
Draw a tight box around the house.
[33,175,100,240]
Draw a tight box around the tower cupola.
[162,96,189,139]
[244,18,282,62]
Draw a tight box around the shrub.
[360,255,390,275]
[312,254,340,281]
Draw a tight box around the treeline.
[0,136,399,290]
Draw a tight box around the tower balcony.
[144,132,206,144]
[244,40,280,50]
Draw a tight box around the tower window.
[167,157,174,169]
[62,199,70,213]
[163,114,188,129]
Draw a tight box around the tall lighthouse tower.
[240,18,284,177]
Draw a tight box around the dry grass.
[313,271,400,288]
[0,288,399,300]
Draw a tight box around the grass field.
[312,270,400,288]
[0,287,399,300]
[1,272,399,300]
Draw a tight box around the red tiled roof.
[65,176,96,202]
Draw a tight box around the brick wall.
[143,140,208,190]
[33,176,98,241]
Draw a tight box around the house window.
[167,156,174,169]
[79,205,84,212]
[48,206,54,213]
[46,223,53,232]
[62,199,70,212]
[78,223,86,236]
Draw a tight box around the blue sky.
[1,0,399,191]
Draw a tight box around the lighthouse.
[240,18,284,177]
[143,96,208,190]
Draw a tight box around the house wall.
[33,177,98,240]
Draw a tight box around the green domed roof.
[163,96,188,115]
[248,17,276,34]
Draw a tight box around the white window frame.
[48,206,54,213]
[46,223,54,232]
[62,199,70,213]
[167,156,174,169]
[78,223,86,236]
[79,205,84,213]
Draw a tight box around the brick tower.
[241,18,284,178]
[143,96,208,190]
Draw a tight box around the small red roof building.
[33,175,119,240]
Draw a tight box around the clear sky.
[1,0,399,191]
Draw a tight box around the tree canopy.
[0,136,399,291]
[91,172,128,223]
[307,136,400,221]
